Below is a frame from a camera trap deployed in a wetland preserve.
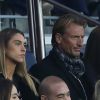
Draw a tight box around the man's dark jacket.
[30,49,87,100]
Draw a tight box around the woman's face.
[10,85,20,100]
[5,33,26,63]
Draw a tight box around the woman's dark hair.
[0,79,14,100]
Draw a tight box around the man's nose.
[77,37,83,47]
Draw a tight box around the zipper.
[69,71,87,100]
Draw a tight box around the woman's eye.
[15,41,21,45]
[12,96,19,99]
[12,96,16,99]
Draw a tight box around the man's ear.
[41,95,48,100]
[55,33,62,44]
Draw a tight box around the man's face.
[56,23,85,57]
[47,82,71,100]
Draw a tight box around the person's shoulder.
[29,50,59,75]
[29,57,48,73]
[31,53,53,67]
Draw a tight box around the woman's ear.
[55,33,62,44]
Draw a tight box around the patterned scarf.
[54,47,85,78]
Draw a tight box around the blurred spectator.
[0,79,20,100]
[26,49,37,70]
[42,1,54,16]
[87,0,100,21]
[51,0,89,16]
[83,26,100,100]
[5,0,27,15]
[93,80,100,100]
